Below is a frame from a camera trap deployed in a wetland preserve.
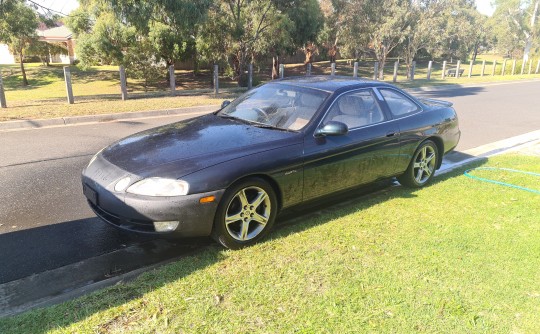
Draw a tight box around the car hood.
[102,114,303,178]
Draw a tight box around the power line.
[26,0,69,16]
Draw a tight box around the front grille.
[89,201,156,233]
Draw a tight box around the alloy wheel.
[225,186,271,241]
[413,145,437,184]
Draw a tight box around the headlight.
[126,178,189,196]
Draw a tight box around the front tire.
[212,178,277,249]
[398,140,438,188]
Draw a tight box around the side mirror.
[315,121,348,137]
[221,100,231,109]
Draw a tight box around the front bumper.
[82,154,225,237]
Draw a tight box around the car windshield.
[217,83,329,131]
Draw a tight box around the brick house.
[0,24,76,65]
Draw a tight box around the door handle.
[386,132,398,137]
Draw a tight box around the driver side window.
[324,90,385,129]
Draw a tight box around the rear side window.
[379,89,420,117]
[324,89,385,129]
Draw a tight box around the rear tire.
[212,178,277,249]
[397,140,438,188]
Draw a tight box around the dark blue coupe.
[82,76,460,249]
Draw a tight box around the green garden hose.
[464,167,540,195]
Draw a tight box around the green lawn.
[1,153,539,333]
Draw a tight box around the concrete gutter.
[0,105,219,131]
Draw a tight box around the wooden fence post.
[501,59,507,75]
[169,65,175,95]
[0,70,7,108]
[119,65,128,100]
[455,60,461,78]
[492,60,497,76]
[427,60,433,80]
[442,60,447,79]
[393,61,398,82]
[331,62,336,76]
[353,62,358,78]
[373,62,379,80]
[511,59,516,75]
[468,60,473,78]
[214,64,219,95]
[279,64,284,78]
[307,63,312,76]
[481,60,486,76]
[63,66,74,104]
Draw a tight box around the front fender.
[183,143,305,209]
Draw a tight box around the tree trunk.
[303,42,316,65]
[328,44,337,63]
[472,42,479,62]
[523,1,539,64]
[19,52,28,86]
[378,55,386,80]
[272,56,279,80]
[193,44,199,77]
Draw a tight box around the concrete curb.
[437,129,540,176]
[0,105,219,131]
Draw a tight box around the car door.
[376,87,433,173]
[302,88,401,200]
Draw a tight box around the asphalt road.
[1,80,539,286]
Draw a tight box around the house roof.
[37,25,73,41]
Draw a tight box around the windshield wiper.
[249,123,297,132]
[217,114,253,125]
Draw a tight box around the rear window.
[379,89,420,117]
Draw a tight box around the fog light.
[153,221,180,232]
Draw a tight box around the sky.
[475,0,496,16]
[35,0,496,17]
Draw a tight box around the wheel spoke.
[250,191,267,209]
[237,189,249,207]
[426,152,436,164]
[413,162,422,168]
[252,213,268,225]
[225,212,242,225]
[416,168,424,181]
[423,166,432,177]
[421,147,427,160]
[240,221,250,240]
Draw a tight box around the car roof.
[273,75,391,92]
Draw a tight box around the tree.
[342,0,411,79]
[491,0,539,62]
[318,0,348,63]
[67,0,211,75]
[27,41,68,66]
[434,1,484,62]
[0,1,39,86]
[198,0,290,85]
[280,0,324,64]
[399,0,446,77]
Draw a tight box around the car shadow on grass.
[0,157,488,332]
